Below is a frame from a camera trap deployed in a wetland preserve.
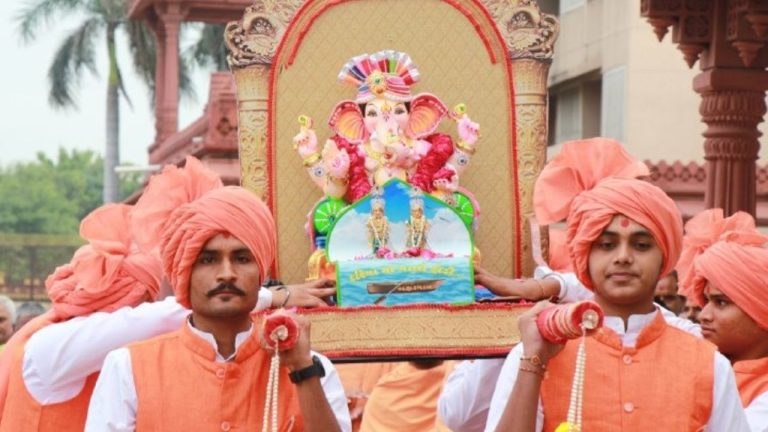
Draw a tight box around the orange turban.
[46,204,162,320]
[534,137,649,225]
[534,138,676,289]
[160,187,277,308]
[676,209,756,295]
[547,228,573,273]
[565,178,682,289]
[677,209,768,329]
[132,156,223,253]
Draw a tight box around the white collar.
[186,318,254,363]
[602,308,659,348]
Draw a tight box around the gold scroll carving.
[483,0,558,268]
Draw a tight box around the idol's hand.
[458,115,479,146]
[293,127,319,159]
[271,278,336,308]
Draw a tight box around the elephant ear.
[405,93,448,139]
[328,100,368,144]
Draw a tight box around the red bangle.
[520,354,546,369]
[519,364,545,377]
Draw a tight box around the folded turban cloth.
[160,186,277,308]
[534,138,678,289]
[534,137,649,225]
[677,209,768,329]
[547,228,573,273]
[676,209,756,295]
[132,156,223,253]
[47,203,162,320]
[0,203,163,417]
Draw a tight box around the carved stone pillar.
[642,0,768,216]
[484,0,559,270]
[225,2,301,202]
[698,84,766,213]
[155,2,187,144]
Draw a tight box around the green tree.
[0,148,141,287]
[188,23,229,71]
[0,148,140,234]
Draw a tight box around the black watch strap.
[289,355,326,384]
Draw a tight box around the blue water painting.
[337,256,475,307]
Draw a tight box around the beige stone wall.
[547,0,768,163]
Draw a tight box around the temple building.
[128,0,767,225]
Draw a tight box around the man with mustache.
[84,184,350,431]
[0,158,336,432]
[485,139,749,431]
[678,209,768,431]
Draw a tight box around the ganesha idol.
[293,50,479,204]
[294,51,481,307]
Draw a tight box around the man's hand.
[270,278,336,308]
[475,267,558,300]
[475,266,534,298]
[279,313,314,371]
[518,301,565,365]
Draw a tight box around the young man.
[678,209,768,431]
[85,186,350,431]
[438,139,698,432]
[0,158,335,432]
[485,177,748,429]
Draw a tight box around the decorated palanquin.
[224,0,559,359]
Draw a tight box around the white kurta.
[84,322,352,432]
[22,290,273,405]
[746,391,768,432]
[484,311,750,432]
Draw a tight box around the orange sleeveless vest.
[130,324,304,431]
[734,357,768,407]
[541,312,715,432]
[0,330,98,432]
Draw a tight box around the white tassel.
[262,333,283,432]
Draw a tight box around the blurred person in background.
[654,270,685,316]
[0,297,15,349]
[13,302,45,331]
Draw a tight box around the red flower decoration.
[536,300,604,344]
[261,311,299,352]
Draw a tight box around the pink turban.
[160,187,277,308]
[46,204,162,319]
[565,178,683,289]
[534,137,649,225]
[677,209,768,329]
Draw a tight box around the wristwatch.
[289,355,326,384]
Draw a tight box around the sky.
[0,2,210,168]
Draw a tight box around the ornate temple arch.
[225,0,558,356]
[226,0,558,285]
